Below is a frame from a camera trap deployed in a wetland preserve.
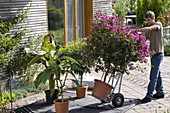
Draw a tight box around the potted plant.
[0,90,15,113]
[51,42,83,113]
[63,39,90,98]
[83,11,151,101]
[25,34,58,104]
[25,34,79,105]
[53,60,76,113]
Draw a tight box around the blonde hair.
[145,11,155,20]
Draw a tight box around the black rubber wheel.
[112,93,124,107]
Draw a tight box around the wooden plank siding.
[0,0,48,45]
[0,0,48,78]
[84,0,93,37]
[93,0,113,17]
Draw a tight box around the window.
[48,0,93,45]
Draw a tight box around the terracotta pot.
[92,79,113,101]
[53,99,69,113]
[76,86,88,98]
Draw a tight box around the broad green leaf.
[34,68,53,88]
[71,66,84,72]
[28,55,45,66]
[60,56,79,64]
[71,79,80,87]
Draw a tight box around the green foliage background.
[136,0,164,27]
[135,0,170,55]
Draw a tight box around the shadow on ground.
[14,92,139,113]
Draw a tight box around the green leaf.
[41,35,55,52]
[71,66,84,72]
[34,68,53,88]
[71,79,80,87]
[60,56,79,64]
[27,55,46,67]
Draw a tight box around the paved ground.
[10,56,170,113]
[122,56,170,113]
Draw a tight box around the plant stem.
[80,74,83,87]
[59,79,64,102]
[104,64,110,82]
[61,72,68,102]
[8,68,13,112]
[49,74,55,91]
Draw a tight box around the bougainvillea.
[83,12,151,81]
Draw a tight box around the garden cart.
[92,73,124,108]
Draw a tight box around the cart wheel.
[112,93,124,107]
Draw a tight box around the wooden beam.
[74,0,78,41]
[64,0,67,46]
[84,0,93,37]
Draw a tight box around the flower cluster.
[84,12,150,79]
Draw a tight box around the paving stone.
[133,108,152,113]
[10,57,170,113]
[125,109,137,113]
[155,99,170,107]
[15,99,27,107]
[34,92,45,100]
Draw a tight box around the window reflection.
[48,0,64,45]
[66,0,74,41]
[77,0,84,39]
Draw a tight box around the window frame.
[63,0,93,46]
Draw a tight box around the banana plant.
[25,34,81,96]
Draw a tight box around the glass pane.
[47,0,64,45]
[66,0,74,41]
[77,0,84,39]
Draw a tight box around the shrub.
[164,35,170,56]
[84,12,151,82]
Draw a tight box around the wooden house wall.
[93,0,113,17]
[0,0,48,45]
[0,0,48,78]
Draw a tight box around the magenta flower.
[83,11,151,78]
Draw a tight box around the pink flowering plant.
[84,12,151,82]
